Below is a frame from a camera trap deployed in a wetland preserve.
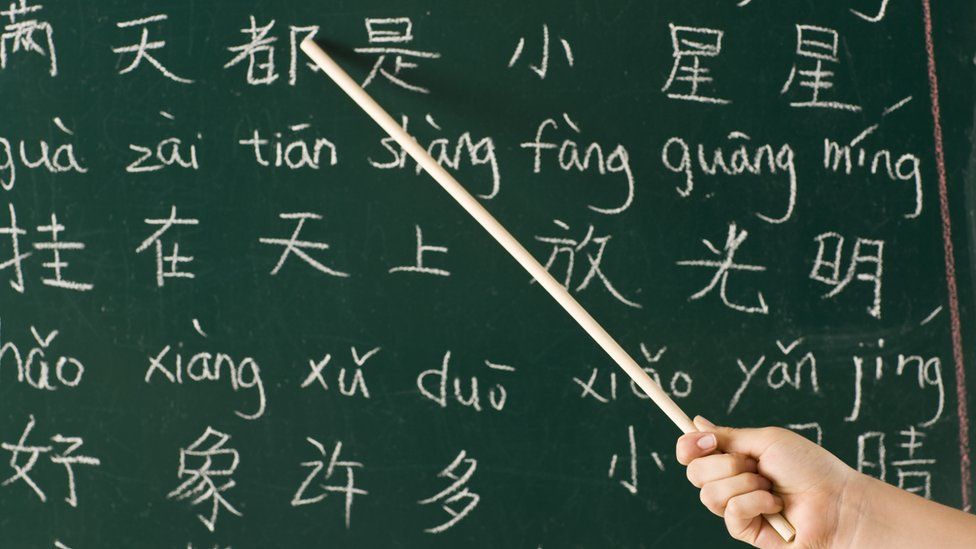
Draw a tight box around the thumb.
[693,416,780,460]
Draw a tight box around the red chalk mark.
[920,0,971,510]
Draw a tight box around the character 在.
[135,205,199,287]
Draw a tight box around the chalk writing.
[389,225,449,276]
[224,16,320,86]
[728,338,819,413]
[369,114,500,200]
[851,0,890,22]
[291,438,367,528]
[635,344,692,400]
[33,213,92,291]
[845,339,944,427]
[144,320,266,420]
[354,17,440,94]
[238,122,337,169]
[508,23,573,79]
[677,222,768,314]
[0,0,56,76]
[522,113,634,214]
[810,232,884,318]
[259,213,349,277]
[1,204,93,294]
[787,422,824,446]
[823,122,923,219]
[168,427,242,532]
[225,16,277,85]
[662,25,729,104]
[573,344,692,404]
[1,415,100,507]
[419,450,479,533]
[301,346,379,399]
[607,425,665,495]
[136,205,199,287]
[127,112,201,172]
[535,220,641,308]
[858,426,936,498]
[0,320,85,390]
[113,14,192,83]
[661,132,797,223]
[0,117,89,191]
[417,351,515,412]
[0,203,27,291]
[781,25,861,111]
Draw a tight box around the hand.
[676,416,864,548]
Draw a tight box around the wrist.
[832,468,877,548]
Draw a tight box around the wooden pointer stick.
[301,38,796,543]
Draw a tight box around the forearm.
[847,473,976,548]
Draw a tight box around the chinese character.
[354,17,441,94]
[258,212,349,277]
[609,425,639,494]
[224,15,278,85]
[810,232,883,318]
[1,415,100,507]
[893,426,935,499]
[167,426,242,532]
[507,23,573,79]
[135,205,199,287]
[661,24,729,104]
[0,202,29,292]
[223,17,318,86]
[781,25,860,112]
[676,222,768,314]
[857,426,936,498]
[33,213,92,291]
[291,438,367,528]
[534,220,641,308]
[112,14,192,83]
[389,225,449,276]
[418,450,479,534]
[607,425,666,495]
[0,0,56,76]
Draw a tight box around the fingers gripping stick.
[300,38,796,543]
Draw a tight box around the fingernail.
[773,495,784,509]
[696,433,716,450]
[694,415,717,430]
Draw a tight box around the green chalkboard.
[2,0,975,547]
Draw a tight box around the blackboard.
[2,0,975,547]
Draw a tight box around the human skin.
[676,416,976,548]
